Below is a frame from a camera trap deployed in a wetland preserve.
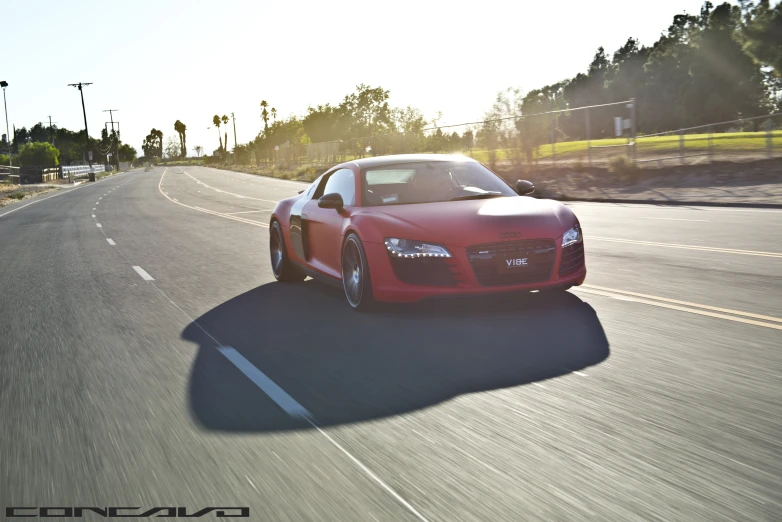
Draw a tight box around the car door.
[289,175,323,262]
[302,168,356,278]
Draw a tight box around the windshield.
[361,161,517,206]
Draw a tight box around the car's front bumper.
[364,240,587,303]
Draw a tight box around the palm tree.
[194,145,202,157]
[260,100,270,135]
[271,107,277,124]
[212,114,223,153]
[174,120,187,158]
[221,115,229,157]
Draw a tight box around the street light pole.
[231,112,238,164]
[68,82,93,172]
[1,81,10,168]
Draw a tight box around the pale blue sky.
[3,0,716,156]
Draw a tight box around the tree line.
[481,0,781,151]
[178,1,782,166]
[1,122,137,167]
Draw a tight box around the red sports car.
[269,154,586,310]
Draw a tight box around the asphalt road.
[1,165,780,521]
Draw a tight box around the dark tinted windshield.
[361,161,516,206]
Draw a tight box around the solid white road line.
[132,266,154,281]
[638,217,710,222]
[589,236,782,258]
[182,171,278,203]
[307,419,432,522]
[217,347,311,418]
[582,283,782,323]
[575,286,782,330]
[225,209,270,215]
[106,238,116,245]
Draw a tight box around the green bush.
[0,153,9,165]
[18,142,60,167]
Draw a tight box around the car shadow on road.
[184,281,610,432]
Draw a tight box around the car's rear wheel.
[270,221,305,282]
[341,233,375,311]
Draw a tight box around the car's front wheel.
[270,221,305,282]
[341,233,376,311]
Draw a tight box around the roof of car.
[344,153,479,169]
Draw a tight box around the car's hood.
[355,196,577,247]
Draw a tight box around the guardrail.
[0,166,20,175]
[62,164,106,179]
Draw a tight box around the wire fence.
[230,101,781,171]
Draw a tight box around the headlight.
[562,224,582,247]
[384,238,452,258]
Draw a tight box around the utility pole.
[68,82,93,173]
[103,109,119,171]
[231,112,238,164]
[1,81,10,168]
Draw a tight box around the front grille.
[390,257,458,287]
[559,241,585,276]
[467,239,556,287]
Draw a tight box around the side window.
[304,175,323,198]
[321,168,356,206]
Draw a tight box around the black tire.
[270,221,305,282]
[341,233,376,311]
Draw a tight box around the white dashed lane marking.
[106,238,116,246]
[132,266,154,281]
[217,347,311,418]
[96,223,102,228]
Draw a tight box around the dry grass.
[0,183,59,207]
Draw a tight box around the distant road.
[1,166,780,521]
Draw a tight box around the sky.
[3,0,719,157]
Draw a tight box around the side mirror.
[318,193,344,209]
[515,180,535,195]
